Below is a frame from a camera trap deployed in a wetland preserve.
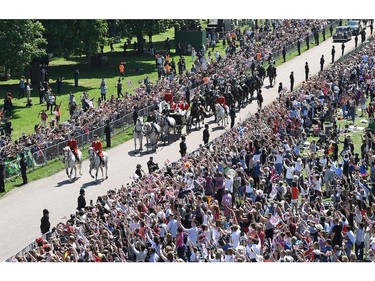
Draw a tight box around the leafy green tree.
[42,20,108,58]
[0,20,46,74]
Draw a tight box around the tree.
[120,20,174,53]
[42,20,108,58]
[0,20,46,74]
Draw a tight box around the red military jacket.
[67,139,78,153]
[91,140,104,156]
[164,92,173,102]
[217,95,226,106]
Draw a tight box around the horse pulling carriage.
[169,108,190,135]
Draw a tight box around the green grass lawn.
[0,25,230,141]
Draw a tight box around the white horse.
[133,117,144,152]
[88,147,108,182]
[156,113,176,143]
[63,146,82,181]
[215,103,229,127]
[142,122,161,151]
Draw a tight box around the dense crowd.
[9,28,375,262]
[0,20,331,166]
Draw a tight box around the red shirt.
[292,186,299,200]
[67,139,78,153]
[91,140,103,156]
[217,95,226,106]
[164,92,173,102]
[178,102,189,110]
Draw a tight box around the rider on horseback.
[147,111,157,123]
[177,97,189,112]
[91,135,104,165]
[67,136,79,162]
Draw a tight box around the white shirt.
[225,178,233,192]
[285,165,295,179]
[356,228,365,243]
[246,242,261,260]
[185,226,198,246]
[275,154,283,164]
[149,253,160,262]
[167,219,178,238]
[347,230,356,244]
[224,254,235,262]
[231,229,241,249]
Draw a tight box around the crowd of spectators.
[0,20,331,167]
[9,28,375,263]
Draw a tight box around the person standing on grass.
[39,81,45,104]
[0,160,5,193]
[119,62,125,77]
[56,77,63,96]
[100,79,107,101]
[26,80,32,106]
[19,152,28,185]
[104,120,111,148]
[74,69,79,87]
[38,110,48,127]
[19,76,25,99]
[282,46,286,62]
[305,34,310,50]
[117,78,124,98]
[297,39,301,55]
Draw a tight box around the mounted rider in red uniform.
[178,97,190,111]
[164,91,173,103]
[67,137,79,162]
[91,135,104,164]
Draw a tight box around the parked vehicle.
[333,26,352,42]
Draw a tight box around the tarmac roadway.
[0,31,367,261]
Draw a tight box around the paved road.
[0,33,366,261]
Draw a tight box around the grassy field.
[0,25,231,141]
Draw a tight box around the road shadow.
[211,126,226,132]
[56,178,79,187]
[264,85,275,89]
[80,178,105,188]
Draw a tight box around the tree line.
[0,19,200,75]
